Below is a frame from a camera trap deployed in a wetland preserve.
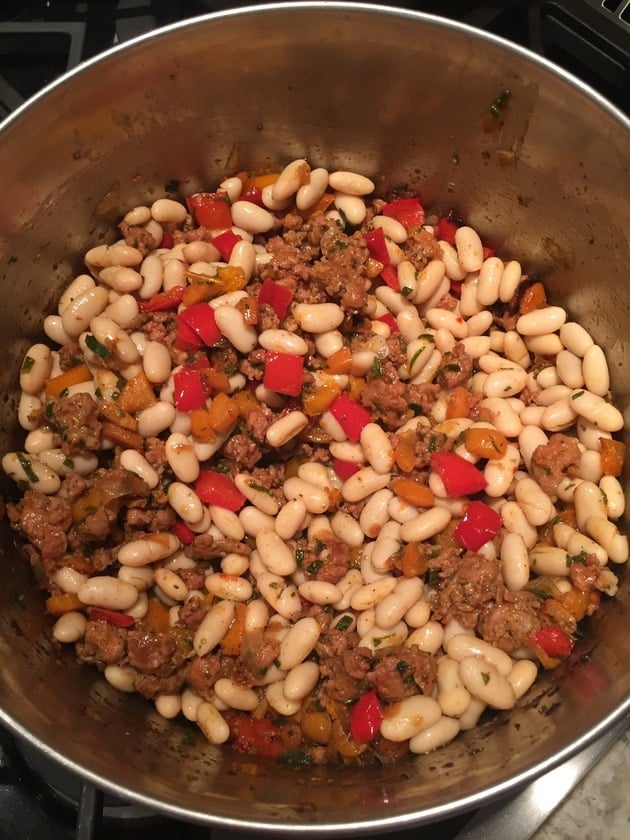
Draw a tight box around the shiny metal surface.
[0,2,628,832]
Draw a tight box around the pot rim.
[0,2,629,832]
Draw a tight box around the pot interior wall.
[0,4,628,830]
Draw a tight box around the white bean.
[214,679,258,712]
[52,611,87,643]
[380,695,442,742]
[117,532,179,567]
[458,657,516,709]
[296,167,329,210]
[20,344,52,394]
[516,306,567,336]
[283,661,320,701]
[266,411,308,447]
[293,302,344,333]
[455,226,483,273]
[406,621,444,656]
[476,257,503,306]
[193,600,235,657]
[278,617,321,670]
[507,660,538,700]
[437,656,471,717]
[400,507,451,543]
[360,488,394,537]
[78,576,138,610]
[600,475,625,520]
[409,716,461,754]
[446,634,513,676]
[2,452,61,494]
[360,422,394,474]
[213,304,257,353]
[560,321,594,357]
[342,467,391,503]
[137,401,177,437]
[197,702,229,744]
[514,477,554,526]
[501,532,530,591]
[375,576,424,629]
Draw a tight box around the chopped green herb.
[424,569,439,586]
[401,286,413,297]
[307,559,323,575]
[295,548,305,567]
[452,151,460,165]
[566,550,587,567]
[395,660,410,675]
[572,391,584,400]
[335,615,353,632]
[282,750,314,767]
[489,88,512,117]
[21,355,35,373]
[60,387,69,398]
[481,672,490,685]
[85,334,111,358]
[368,357,383,379]
[17,453,39,484]
[248,481,272,494]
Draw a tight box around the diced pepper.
[172,520,196,545]
[195,470,246,511]
[239,185,264,206]
[182,282,217,307]
[347,376,365,401]
[206,392,239,434]
[328,393,371,442]
[200,367,231,393]
[71,485,105,524]
[97,399,137,431]
[173,366,206,412]
[178,302,222,348]
[145,598,171,632]
[302,376,342,417]
[210,229,242,261]
[175,318,203,352]
[241,172,280,192]
[186,191,232,230]
[325,346,353,375]
[220,602,247,656]
[45,363,92,398]
[376,312,399,333]
[399,542,427,578]
[100,422,144,450]
[300,191,336,219]
[237,295,260,325]
[189,408,216,443]
[380,264,399,291]
[530,625,574,659]
[159,231,174,249]
[117,371,157,414]
[430,451,488,496]
[233,389,260,419]
[599,438,625,477]
[454,500,502,551]
[349,689,383,743]
[45,592,83,616]
[390,476,435,508]
[225,713,284,759]
[139,285,185,312]
[88,607,135,628]
[263,351,304,397]
[464,426,508,460]
[519,281,547,315]
[333,458,361,481]
[258,277,294,321]
[364,227,391,265]
[445,386,470,420]
[482,245,494,260]
[381,197,425,231]
[435,216,459,244]
[392,431,416,473]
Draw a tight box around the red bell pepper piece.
[159,231,174,249]
[88,607,135,628]
[435,217,458,245]
[376,312,399,333]
[328,393,371,442]
[178,303,222,347]
[454,500,502,551]
[210,229,242,261]
[258,277,294,321]
[173,366,206,411]
[139,285,185,312]
[365,227,391,265]
[172,520,196,545]
[225,714,284,759]
[530,625,574,659]
[482,245,495,260]
[381,197,425,231]
[430,451,488,497]
[240,186,264,207]
[175,317,203,352]
[333,458,361,481]
[194,470,246,511]
[187,192,232,230]
[263,351,304,397]
[380,264,400,291]
[349,689,383,743]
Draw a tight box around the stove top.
[0,1,628,838]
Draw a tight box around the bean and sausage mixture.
[3,159,627,764]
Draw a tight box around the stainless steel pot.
[0,3,628,833]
